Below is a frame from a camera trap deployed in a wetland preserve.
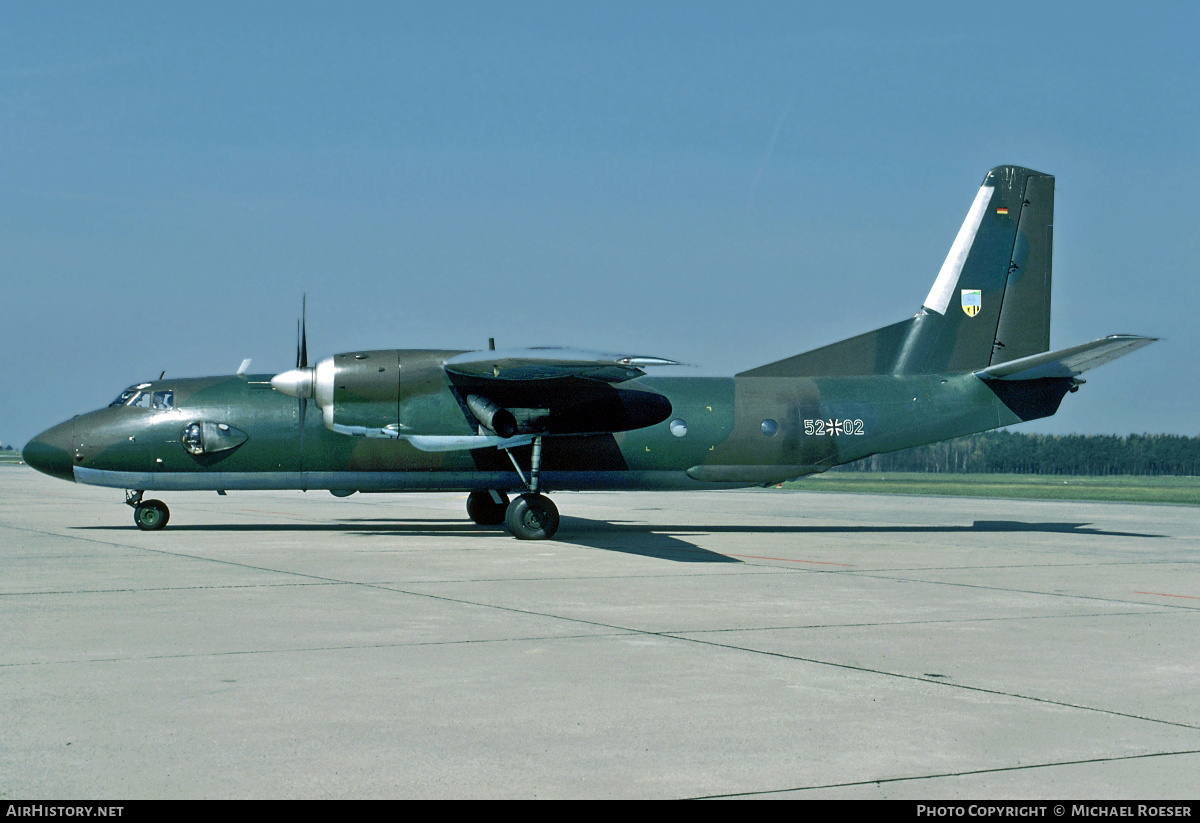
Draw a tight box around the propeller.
[271,297,318,402]
[271,296,313,461]
[297,294,308,370]
[296,295,308,442]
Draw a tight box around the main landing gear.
[466,489,559,540]
[466,434,561,540]
[504,493,559,540]
[466,490,509,525]
[126,490,170,531]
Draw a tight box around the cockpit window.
[108,386,174,410]
[109,388,139,407]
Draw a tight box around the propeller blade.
[297,295,309,463]
[299,294,308,369]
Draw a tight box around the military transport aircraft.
[25,166,1154,539]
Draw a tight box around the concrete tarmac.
[3,465,1199,799]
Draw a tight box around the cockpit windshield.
[109,388,140,407]
[109,385,174,410]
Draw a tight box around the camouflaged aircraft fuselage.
[27,361,1052,494]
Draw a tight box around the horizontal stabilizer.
[444,347,680,382]
[974,335,1157,381]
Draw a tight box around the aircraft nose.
[24,424,76,482]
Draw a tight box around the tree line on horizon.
[839,430,1200,476]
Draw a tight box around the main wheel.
[134,499,170,531]
[504,493,560,540]
[466,490,509,525]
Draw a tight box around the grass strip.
[780,473,1200,505]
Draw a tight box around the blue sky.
[3,3,1197,447]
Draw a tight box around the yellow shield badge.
[961,289,982,317]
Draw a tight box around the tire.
[134,500,170,531]
[504,493,559,540]
[466,490,509,525]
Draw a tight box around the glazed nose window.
[182,422,204,455]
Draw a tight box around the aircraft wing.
[974,335,1157,381]
[443,347,680,382]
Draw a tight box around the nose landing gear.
[126,490,170,531]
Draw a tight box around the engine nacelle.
[272,349,472,438]
[317,351,398,435]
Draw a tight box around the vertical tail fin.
[903,165,1054,372]
[740,166,1055,378]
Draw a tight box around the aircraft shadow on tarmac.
[74,517,1164,564]
[550,518,1166,560]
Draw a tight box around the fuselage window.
[761,419,779,437]
[152,391,174,410]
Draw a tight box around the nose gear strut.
[125,489,170,531]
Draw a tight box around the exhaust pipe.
[466,395,518,439]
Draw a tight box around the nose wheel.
[126,490,170,531]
